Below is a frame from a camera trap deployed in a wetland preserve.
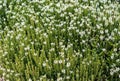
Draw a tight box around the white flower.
[25,52,28,56]
[57,77,63,81]
[100,35,104,40]
[0,5,2,9]
[102,48,106,52]
[111,55,114,59]
[66,62,71,67]
[7,69,10,72]
[54,60,58,64]
[105,20,109,26]
[43,41,47,45]
[82,40,85,43]
[76,29,79,33]
[100,30,104,34]
[28,78,32,81]
[82,49,85,52]
[31,42,34,45]
[56,3,60,7]
[24,46,30,51]
[16,34,21,40]
[59,42,63,45]
[115,67,120,72]
[70,71,73,74]
[51,43,55,46]
[3,52,8,56]
[61,69,65,73]
[50,48,55,52]
[96,25,101,29]
[66,76,70,79]
[21,43,24,46]
[116,59,120,62]
[0,1,2,3]
[83,0,88,2]
[34,53,37,56]
[6,74,9,78]
[103,16,107,21]
[6,80,9,81]
[110,71,114,75]
[109,17,112,23]
[42,62,46,67]
[113,48,117,52]
[105,29,108,33]
[59,60,62,64]
[43,33,48,38]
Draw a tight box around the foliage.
[0,0,120,81]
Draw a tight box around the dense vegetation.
[0,0,120,81]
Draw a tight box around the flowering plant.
[0,0,120,81]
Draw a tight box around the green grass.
[0,0,120,81]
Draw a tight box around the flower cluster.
[0,0,120,81]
